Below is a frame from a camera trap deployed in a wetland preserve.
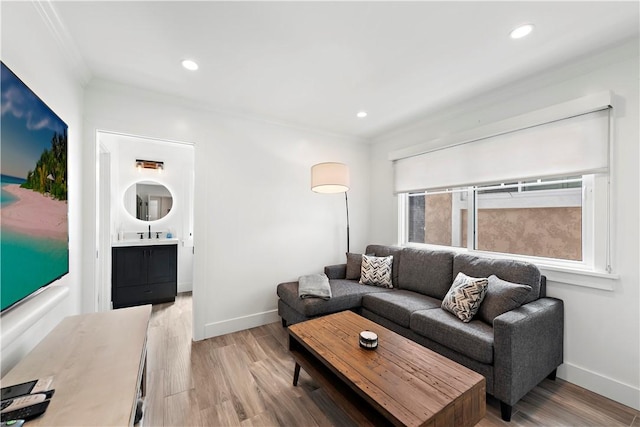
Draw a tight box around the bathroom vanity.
[111,239,178,308]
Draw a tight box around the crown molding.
[32,0,92,86]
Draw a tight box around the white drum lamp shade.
[311,162,350,193]
[311,162,351,252]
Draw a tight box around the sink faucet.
[148,224,151,239]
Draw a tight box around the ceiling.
[52,1,639,139]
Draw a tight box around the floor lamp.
[311,162,350,253]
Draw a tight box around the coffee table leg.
[293,363,301,386]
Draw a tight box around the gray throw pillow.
[441,272,488,323]
[346,253,363,280]
[359,255,393,288]
[478,275,532,324]
[345,252,374,280]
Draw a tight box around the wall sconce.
[136,159,164,173]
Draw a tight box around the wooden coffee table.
[288,310,486,427]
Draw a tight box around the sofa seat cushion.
[362,290,441,328]
[410,308,494,364]
[277,279,392,317]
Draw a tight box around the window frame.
[398,174,616,290]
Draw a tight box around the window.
[407,188,468,249]
[401,174,608,270]
[392,95,613,277]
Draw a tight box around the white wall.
[369,38,639,410]
[82,79,370,340]
[7,1,635,411]
[0,3,84,373]
[100,133,195,292]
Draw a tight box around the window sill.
[469,250,618,290]
[537,265,618,291]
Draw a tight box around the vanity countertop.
[112,238,179,247]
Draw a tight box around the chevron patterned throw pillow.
[359,254,393,288]
[441,272,489,322]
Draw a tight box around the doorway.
[95,131,195,312]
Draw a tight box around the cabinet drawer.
[113,282,176,308]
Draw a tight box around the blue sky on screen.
[1,62,67,180]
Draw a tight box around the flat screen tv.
[1,61,69,312]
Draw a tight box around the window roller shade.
[394,109,610,193]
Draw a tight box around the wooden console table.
[1,305,151,426]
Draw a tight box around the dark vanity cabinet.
[112,244,177,308]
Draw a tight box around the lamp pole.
[345,192,350,253]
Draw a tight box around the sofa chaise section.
[277,278,391,325]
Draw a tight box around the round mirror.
[123,181,173,221]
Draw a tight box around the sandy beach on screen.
[1,184,68,240]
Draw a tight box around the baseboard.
[558,362,640,410]
[177,281,193,293]
[203,309,280,338]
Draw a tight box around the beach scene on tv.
[1,62,69,311]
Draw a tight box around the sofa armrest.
[493,297,564,405]
[324,264,347,279]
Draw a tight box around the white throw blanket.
[298,273,332,300]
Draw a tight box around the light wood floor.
[143,293,640,427]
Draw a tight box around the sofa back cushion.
[453,254,541,304]
[396,247,455,299]
[365,245,403,288]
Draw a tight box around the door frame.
[97,143,112,311]
[94,130,195,312]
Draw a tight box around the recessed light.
[510,24,534,39]
[357,111,368,118]
[181,59,199,71]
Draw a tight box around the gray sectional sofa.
[277,244,564,421]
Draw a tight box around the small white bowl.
[359,330,378,349]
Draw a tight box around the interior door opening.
[95,130,195,312]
